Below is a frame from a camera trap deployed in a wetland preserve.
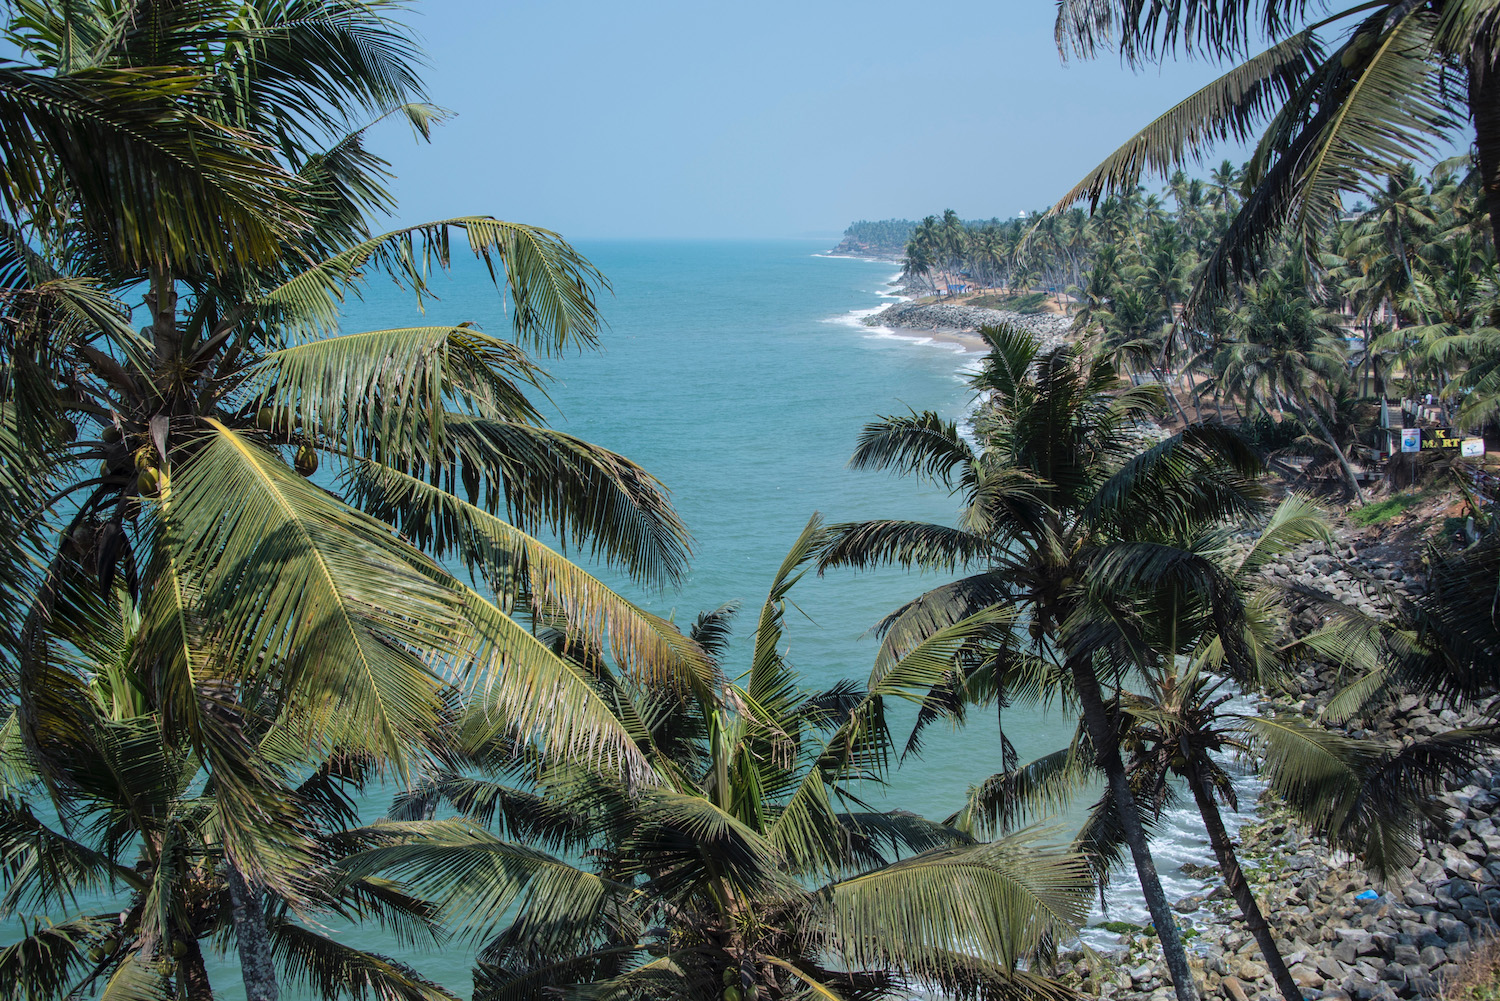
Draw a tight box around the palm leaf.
[1050,29,1324,213]
[0,915,103,1000]
[848,411,975,486]
[947,741,1093,839]
[0,63,303,272]
[169,421,462,767]
[273,922,458,1001]
[814,834,1091,974]
[348,460,706,689]
[256,217,609,353]
[818,520,994,574]
[341,818,623,948]
[1236,493,1333,575]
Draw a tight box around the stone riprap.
[862,300,1074,348]
[1052,536,1500,1001]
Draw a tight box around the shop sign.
[1462,438,1486,458]
[1420,428,1464,450]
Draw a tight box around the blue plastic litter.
[1354,889,1380,901]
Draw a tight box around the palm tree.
[1049,0,1497,315]
[1220,265,1368,502]
[0,4,702,999]
[944,493,1464,1001]
[818,325,1268,1001]
[364,517,1093,1001]
[0,585,461,1000]
[1209,160,1241,216]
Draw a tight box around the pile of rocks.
[862,300,1073,346]
[1046,536,1500,1000]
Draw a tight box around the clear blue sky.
[374,1,1251,239]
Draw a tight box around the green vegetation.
[0,3,695,999]
[1350,493,1427,525]
[389,519,1091,1001]
[838,219,916,255]
[967,291,1051,313]
[9,4,1500,1001]
[1095,920,1147,935]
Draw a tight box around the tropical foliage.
[0,3,702,999]
[367,517,1094,1001]
[819,324,1274,1001]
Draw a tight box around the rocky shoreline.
[1050,535,1500,1000]
[861,300,1074,348]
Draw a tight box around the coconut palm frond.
[249,325,547,448]
[1289,9,1451,263]
[1412,533,1500,697]
[0,796,142,913]
[0,63,304,272]
[896,948,1080,1001]
[838,812,974,866]
[1320,665,1394,724]
[1083,423,1264,537]
[95,951,173,1001]
[169,422,462,767]
[1072,781,1174,885]
[223,1,427,139]
[1053,0,1301,64]
[1237,493,1333,575]
[1192,8,1453,312]
[352,416,692,589]
[1051,29,1324,213]
[868,571,1016,680]
[870,606,1019,700]
[1349,725,1500,875]
[947,741,1093,840]
[387,774,587,852]
[627,790,798,903]
[443,583,660,787]
[747,514,828,715]
[848,410,976,486]
[1231,712,1414,874]
[816,834,1092,974]
[348,459,706,689]
[546,955,691,1001]
[257,217,609,353]
[970,323,1043,402]
[471,946,647,1001]
[0,916,106,1001]
[764,765,845,879]
[341,819,622,948]
[333,874,448,950]
[818,520,995,574]
[689,603,739,665]
[272,922,458,1001]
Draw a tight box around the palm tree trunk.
[1184,762,1302,1001]
[1069,659,1202,1001]
[182,937,213,1001]
[227,864,279,1001]
[1304,405,1365,506]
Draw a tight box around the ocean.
[8,239,1261,996]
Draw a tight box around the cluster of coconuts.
[722,966,759,1001]
[85,934,122,963]
[254,406,318,476]
[97,425,167,497]
[1119,733,1191,771]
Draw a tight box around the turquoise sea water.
[336,238,1071,818]
[9,240,1253,996]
